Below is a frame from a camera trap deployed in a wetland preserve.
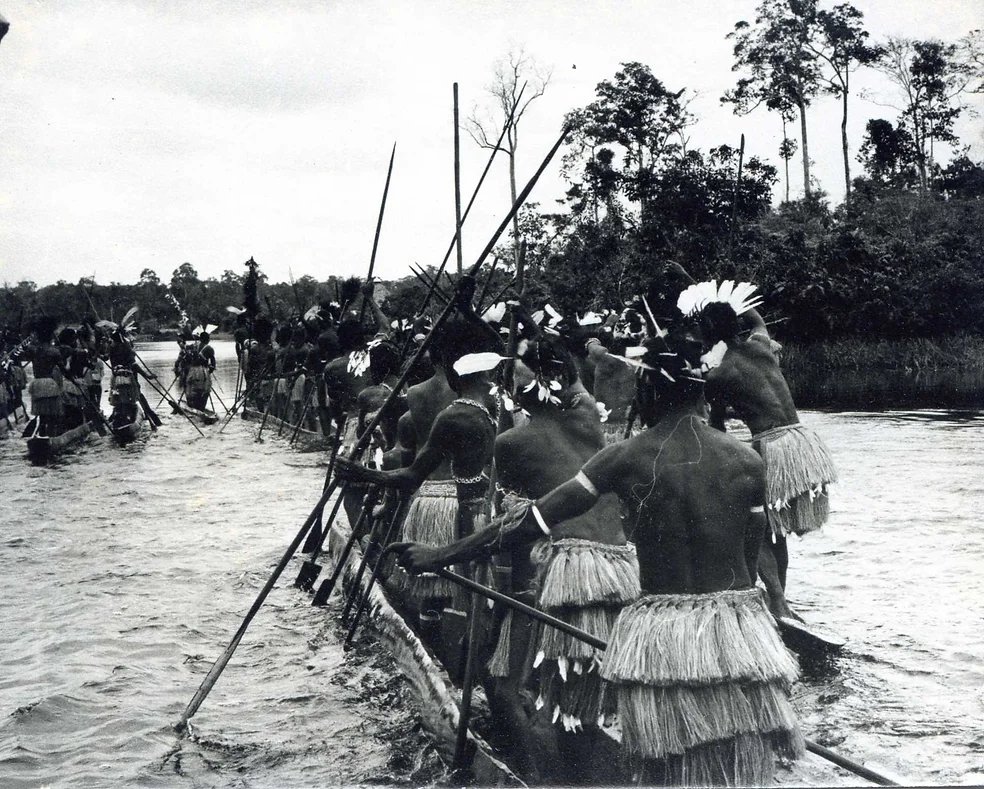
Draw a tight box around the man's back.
[599,414,764,594]
[706,334,798,434]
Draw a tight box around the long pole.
[433,567,900,787]
[414,83,528,320]
[176,123,569,730]
[359,143,397,323]
[453,83,464,276]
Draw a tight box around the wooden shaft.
[360,142,397,323]
[453,83,464,276]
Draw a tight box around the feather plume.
[452,352,511,376]
[226,305,247,315]
[120,306,139,328]
[482,302,508,323]
[677,279,762,317]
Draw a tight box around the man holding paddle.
[391,316,805,786]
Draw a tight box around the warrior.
[670,266,837,620]
[245,317,275,411]
[334,310,502,613]
[108,326,141,428]
[58,327,89,429]
[392,321,804,787]
[79,324,105,412]
[26,316,65,435]
[483,335,640,781]
[185,330,216,411]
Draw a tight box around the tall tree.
[873,38,970,191]
[724,0,824,197]
[858,118,916,186]
[805,3,882,199]
[467,48,552,266]
[564,62,693,218]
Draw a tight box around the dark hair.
[635,325,705,425]
[517,336,578,387]
[368,340,401,385]
[276,323,293,346]
[253,317,274,344]
[432,316,504,391]
[699,301,740,344]
[337,318,365,353]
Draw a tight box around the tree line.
[3,1,982,344]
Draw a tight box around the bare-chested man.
[393,323,804,787]
[334,311,501,613]
[669,265,837,620]
[480,335,640,781]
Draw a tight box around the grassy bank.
[779,335,984,410]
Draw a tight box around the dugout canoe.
[241,406,331,450]
[181,404,220,425]
[25,419,93,462]
[325,515,524,786]
[111,406,145,444]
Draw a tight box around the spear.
[453,82,464,276]
[359,143,397,324]
[175,121,570,732]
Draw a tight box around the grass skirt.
[600,588,804,786]
[29,378,63,416]
[399,480,458,604]
[531,539,640,730]
[752,423,837,536]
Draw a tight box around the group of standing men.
[235,263,836,786]
[0,316,147,436]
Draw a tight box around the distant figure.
[185,331,215,411]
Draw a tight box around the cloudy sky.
[1,0,980,288]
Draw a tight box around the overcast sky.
[1,0,981,289]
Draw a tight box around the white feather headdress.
[676,280,762,318]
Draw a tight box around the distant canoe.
[181,404,220,425]
[111,406,145,445]
[242,407,330,450]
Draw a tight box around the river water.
[1,340,982,787]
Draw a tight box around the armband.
[574,470,599,498]
[750,505,764,514]
[530,504,551,536]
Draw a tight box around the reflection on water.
[1,341,982,786]
[788,367,984,411]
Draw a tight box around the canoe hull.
[26,421,93,462]
[325,517,523,786]
[242,407,330,450]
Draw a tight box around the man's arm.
[335,409,458,491]
[743,464,768,580]
[394,444,623,572]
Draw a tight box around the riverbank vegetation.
[2,1,982,407]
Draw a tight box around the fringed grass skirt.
[29,378,63,416]
[399,480,459,604]
[532,539,640,731]
[752,423,837,537]
[600,588,804,786]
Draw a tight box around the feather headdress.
[676,279,762,318]
[194,323,218,335]
[452,352,511,376]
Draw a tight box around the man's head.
[199,331,210,345]
[433,316,504,393]
[698,301,740,346]
[337,318,365,353]
[368,339,401,385]
[635,322,706,425]
[513,336,579,409]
